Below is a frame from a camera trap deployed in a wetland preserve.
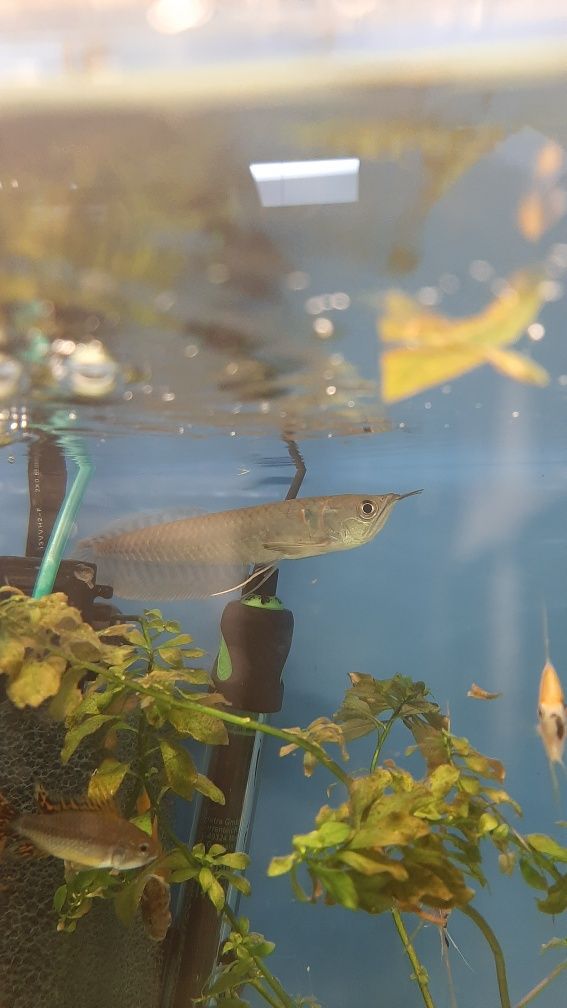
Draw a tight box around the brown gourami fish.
[77,490,421,601]
[0,786,160,869]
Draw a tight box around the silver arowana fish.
[77,490,421,601]
[0,787,160,870]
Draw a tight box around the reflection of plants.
[1,588,567,1007]
[378,270,548,404]
[0,116,247,328]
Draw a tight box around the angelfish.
[537,607,567,788]
[77,490,422,601]
[0,786,160,870]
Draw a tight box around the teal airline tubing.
[32,436,93,599]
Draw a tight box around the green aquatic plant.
[1,588,567,1008]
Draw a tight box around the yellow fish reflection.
[379,270,549,403]
[517,140,566,243]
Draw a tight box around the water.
[2,8,567,1007]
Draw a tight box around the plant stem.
[460,904,511,1008]
[370,711,398,771]
[87,664,351,788]
[514,960,567,1008]
[250,980,286,1008]
[223,906,295,1008]
[391,908,435,1008]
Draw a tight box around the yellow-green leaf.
[428,764,460,797]
[114,869,152,926]
[478,812,499,834]
[129,812,153,836]
[53,884,68,913]
[194,774,225,805]
[527,834,567,863]
[337,850,408,880]
[7,655,66,709]
[0,637,25,676]
[379,270,545,403]
[267,854,296,877]
[48,667,84,721]
[313,866,358,909]
[519,858,548,889]
[88,758,129,802]
[159,737,197,799]
[198,867,225,911]
[168,707,228,745]
[61,715,118,764]
[215,852,249,870]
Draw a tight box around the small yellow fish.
[517,140,566,242]
[0,786,160,870]
[537,608,566,776]
[467,683,502,701]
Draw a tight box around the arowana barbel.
[77,490,421,600]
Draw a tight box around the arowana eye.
[139,842,150,855]
[358,500,377,519]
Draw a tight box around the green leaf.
[198,868,225,911]
[157,647,184,665]
[199,866,214,890]
[248,937,275,957]
[478,812,500,834]
[520,858,550,890]
[159,738,197,799]
[53,885,68,913]
[311,866,359,909]
[48,667,84,721]
[225,873,251,896]
[125,629,149,649]
[129,812,153,836]
[316,821,351,846]
[527,835,567,863]
[88,759,129,803]
[114,872,149,926]
[428,764,460,797]
[163,634,193,647]
[98,623,136,638]
[61,715,118,764]
[267,854,296,877]
[337,851,408,880]
[537,877,567,915]
[493,824,510,841]
[204,960,252,997]
[215,852,249,870]
[459,775,481,795]
[290,866,309,902]
[168,707,229,745]
[170,867,199,884]
[7,655,66,709]
[194,773,225,805]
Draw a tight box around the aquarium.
[1,2,567,1007]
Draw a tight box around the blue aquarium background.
[2,64,567,1008]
